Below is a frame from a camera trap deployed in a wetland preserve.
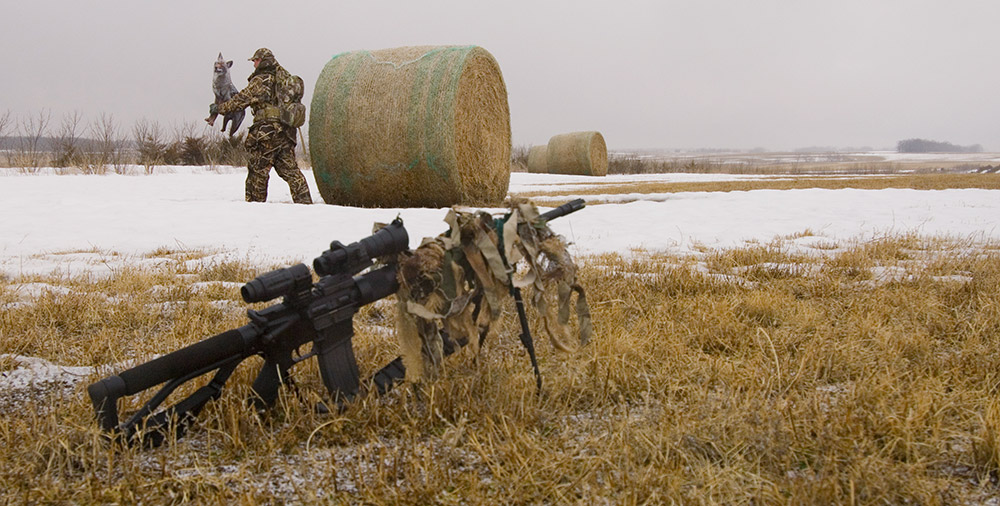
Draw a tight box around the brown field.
[1,173,1000,504]
[598,150,1000,176]
[514,173,1000,201]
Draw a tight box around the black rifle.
[87,200,585,446]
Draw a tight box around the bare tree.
[54,111,84,170]
[87,113,127,174]
[133,118,166,174]
[14,110,51,172]
[173,121,198,145]
[0,109,10,136]
[511,144,530,169]
[0,110,11,168]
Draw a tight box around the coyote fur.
[204,52,245,136]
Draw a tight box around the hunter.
[211,48,312,204]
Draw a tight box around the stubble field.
[2,163,1000,504]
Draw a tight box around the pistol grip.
[316,336,360,405]
[250,355,291,412]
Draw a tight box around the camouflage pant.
[245,123,312,204]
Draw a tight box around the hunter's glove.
[209,103,219,115]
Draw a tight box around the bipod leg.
[512,286,542,393]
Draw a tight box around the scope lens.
[241,263,312,303]
[361,220,409,259]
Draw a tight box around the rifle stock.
[88,324,261,433]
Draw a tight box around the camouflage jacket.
[217,63,286,129]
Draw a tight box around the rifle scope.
[241,263,312,304]
[313,218,409,277]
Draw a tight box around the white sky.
[1,167,998,279]
[4,1,1000,151]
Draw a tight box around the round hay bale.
[309,45,511,208]
[545,131,608,176]
[526,145,548,173]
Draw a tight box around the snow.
[1,165,998,401]
[1,166,998,279]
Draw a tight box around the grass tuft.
[1,235,999,503]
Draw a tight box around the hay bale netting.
[309,45,511,208]
[545,131,608,176]
[526,145,548,173]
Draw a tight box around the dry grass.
[605,152,1000,176]
[512,173,1000,204]
[2,232,1000,504]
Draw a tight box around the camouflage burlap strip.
[395,200,592,382]
[509,199,593,352]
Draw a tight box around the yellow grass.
[2,232,1000,503]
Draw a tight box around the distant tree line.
[0,109,305,174]
[897,138,982,154]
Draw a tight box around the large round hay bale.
[526,145,548,173]
[309,45,511,208]
[545,131,608,176]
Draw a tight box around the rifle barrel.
[539,198,585,221]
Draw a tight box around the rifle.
[87,199,585,446]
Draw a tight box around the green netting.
[309,45,511,208]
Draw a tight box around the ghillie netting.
[393,199,592,382]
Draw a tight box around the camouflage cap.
[249,48,274,61]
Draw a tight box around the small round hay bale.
[309,45,511,208]
[526,145,548,173]
[545,131,608,176]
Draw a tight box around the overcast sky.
[5,0,1000,151]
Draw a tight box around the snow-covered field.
[1,164,999,492]
[1,165,998,278]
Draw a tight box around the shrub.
[897,138,983,153]
[179,136,207,166]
